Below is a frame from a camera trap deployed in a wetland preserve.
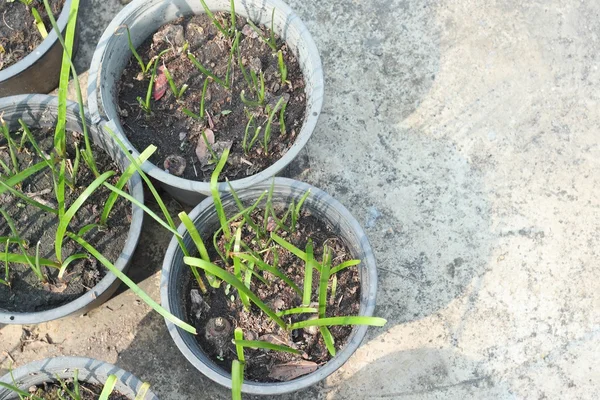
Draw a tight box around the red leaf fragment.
[153,66,168,101]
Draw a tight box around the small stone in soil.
[164,155,186,176]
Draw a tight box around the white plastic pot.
[87,0,324,205]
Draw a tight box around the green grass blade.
[211,148,231,240]
[100,145,155,224]
[31,7,48,38]
[318,247,331,318]
[178,211,211,292]
[276,307,317,317]
[73,369,81,398]
[187,52,226,87]
[184,257,287,329]
[0,382,43,400]
[270,232,306,261]
[43,0,98,175]
[68,232,196,334]
[122,25,146,73]
[234,328,245,362]
[231,360,243,400]
[34,241,42,279]
[320,326,336,356]
[235,252,301,295]
[0,123,19,174]
[163,66,179,97]
[288,316,388,330]
[199,77,210,121]
[178,212,209,261]
[55,171,115,262]
[99,374,117,400]
[0,180,58,214]
[233,226,250,309]
[18,119,55,171]
[1,252,57,268]
[234,340,300,355]
[57,159,66,219]
[227,180,262,236]
[330,259,361,275]
[58,253,88,279]
[198,0,228,36]
[103,183,181,238]
[0,160,51,196]
[303,240,314,305]
[134,382,151,400]
[294,190,310,220]
[102,126,190,257]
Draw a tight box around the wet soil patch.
[117,13,307,182]
[0,0,65,71]
[0,128,130,313]
[182,205,361,383]
[29,380,129,399]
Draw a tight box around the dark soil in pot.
[0,0,65,71]
[182,206,360,383]
[27,380,128,400]
[0,128,130,313]
[117,13,307,182]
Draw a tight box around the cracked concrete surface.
[2,0,600,398]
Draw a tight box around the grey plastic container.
[87,0,324,205]
[0,357,158,399]
[160,178,377,395]
[0,0,74,96]
[0,95,144,325]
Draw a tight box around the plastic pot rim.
[0,356,158,400]
[0,0,72,84]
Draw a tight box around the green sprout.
[247,8,278,53]
[277,50,288,85]
[163,65,189,99]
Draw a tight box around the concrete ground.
[2,0,600,398]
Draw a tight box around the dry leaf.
[268,361,318,381]
[258,333,290,347]
[153,66,168,101]
[195,129,215,166]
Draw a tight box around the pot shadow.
[327,347,515,399]
[112,185,189,296]
[117,310,331,400]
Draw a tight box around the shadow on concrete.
[116,311,323,400]
[327,347,515,399]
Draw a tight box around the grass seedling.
[163,66,189,99]
[240,70,266,107]
[116,25,156,75]
[263,97,285,154]
[183,77,210,120]
[247,8,278,53]
[277,50,287,85]
[279,101,287,136]
[188,52,227,88]
[242,115,262,154]
[198,0,230,37]
[137,49,170,114]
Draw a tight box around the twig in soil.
[2,11,14,31]
[2,351,15,364]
